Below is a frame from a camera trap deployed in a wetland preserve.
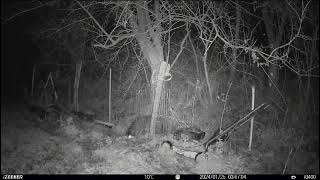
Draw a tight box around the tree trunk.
[73,61,82,111]
[228,0,241,83]
[262,4,286,90]
[202,52,213,105]
[128,1,166,136]
[269,63,279,88]
[63,28,87,111]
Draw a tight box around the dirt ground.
[0,103,316,174]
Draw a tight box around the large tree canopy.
[2,0,318,135]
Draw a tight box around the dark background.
[1,1,42,103]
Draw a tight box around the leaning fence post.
[248,85,255,151]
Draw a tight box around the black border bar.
[2,174,319,180]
